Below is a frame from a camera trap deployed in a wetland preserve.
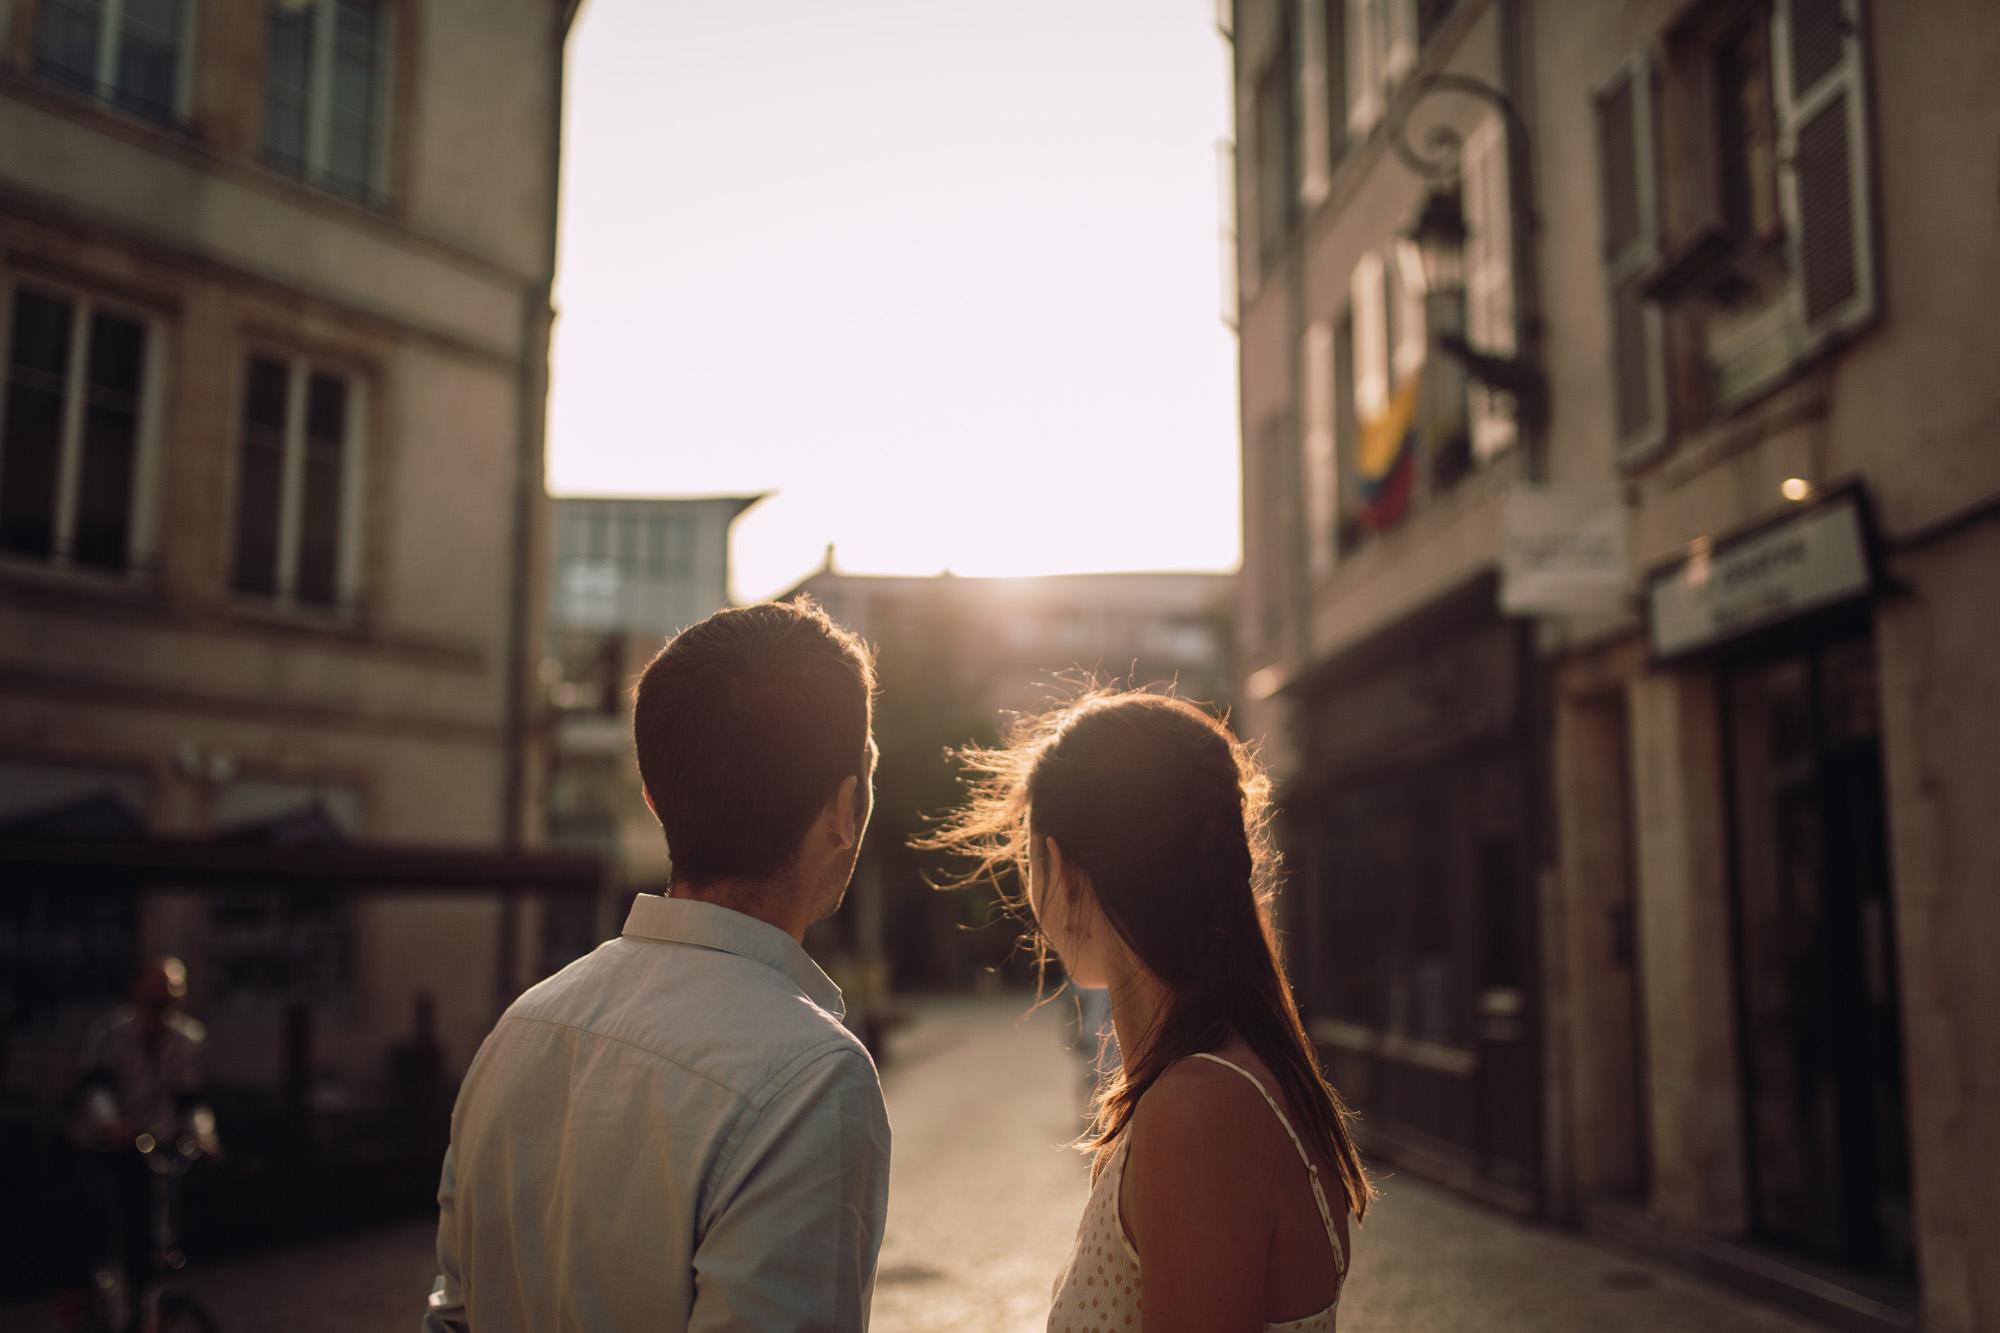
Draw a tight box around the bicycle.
[76,1117,220,1333]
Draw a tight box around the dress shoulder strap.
[1187,1052,1348,1276]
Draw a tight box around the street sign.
[1501,487,1631,616]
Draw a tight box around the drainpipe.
[497,0,579,1013]
[1494,0,1569,1223]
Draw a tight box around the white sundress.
[1047,1053,1349,1331]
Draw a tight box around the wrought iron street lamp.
[1389,73,1548,453]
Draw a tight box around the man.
[69,957,215,1326]
[75,956,207,1150]
[426,598,891,1332]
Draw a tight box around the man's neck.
[670,878,810,943]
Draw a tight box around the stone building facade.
[1229,0,1999,1327]
[0,0,578,1095]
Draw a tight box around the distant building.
[787,555,1238,719]
[541,494,761,945]
[782,556,1237,993]
[0,0,580,1099]
[1229,0,2000,1326]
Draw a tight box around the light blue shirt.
[425,895,891,1332]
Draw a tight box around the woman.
[925,689,1374,1331]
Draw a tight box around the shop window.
[0,281,162,575]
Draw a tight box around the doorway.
[1722,629,1913,1275]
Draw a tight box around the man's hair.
[633,596,876,884]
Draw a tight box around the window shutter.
[1775,0,1875,348]
[1463,117,1516,461]
[1296,0,1329,208]
[1302,320,1337,577]
[1595,51,1668,467]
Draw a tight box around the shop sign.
[1647,490,1875,660]
[1501,487,1631,616]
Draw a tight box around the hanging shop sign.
[1500,486,1632,616]
[1646,487,1877,660]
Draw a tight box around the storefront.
[1643,485,1914,1278]
[1288,573,1545,1209]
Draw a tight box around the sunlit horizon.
[546,0,1242,602]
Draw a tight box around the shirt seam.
[697,1041,873,1230]
[492,1013,757,1100]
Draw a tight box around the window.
[1461,118,1517,462]
[0,283,161,573]
[1345,0,1415,140]
[1716,15,1783,248]
[34,0,191,125]
[1294,0,1332,209]
[230,353,364,610]
[262,0,391,205]
[1596,51,1669,465]
[1645,0,1876,423]
[1253,14,1299,265]
[1301,319,1337,578]
[1774,0,1875,346]
[1318,0,1347,166]
[1256,414,1296,650]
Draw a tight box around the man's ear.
[831,775,861,849]
[643,787,659,822]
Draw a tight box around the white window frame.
[1462,116,1517,462]
[1772,0,1876,355]
[1596,49,1670,469]
[1345,0,1386,139]
[36,0,196,122]
[0,273,167,576]
[230,349,367,612]
[1344,0,1415,140]
[1301,319,1337,577]
[1295,0,1331,209]
[267,0,396,202]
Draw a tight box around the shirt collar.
[621,894,845,1019]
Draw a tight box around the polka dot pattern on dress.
[1045,1056,1347,1332]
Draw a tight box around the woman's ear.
[1043,836,1066,893]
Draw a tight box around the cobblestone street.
[3,994,1831,1331]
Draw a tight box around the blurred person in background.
[65,956,217,1325]
[426,598,891,1333]
[927,690,1374,1332]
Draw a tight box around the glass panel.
[1729,655,1843,1257]
[231,357,290,596]
[326,113,374,197]
[34,0,103,94]
[1,291,75,559]
[326,0,381,195]
[72,311,147,569]
[261,4,314,177]
[295,373,346,606]
[115,0,182,122]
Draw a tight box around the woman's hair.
[919,687,1373,1217]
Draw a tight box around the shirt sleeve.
[690,1045,892,1333]
[422,1144,470,1333]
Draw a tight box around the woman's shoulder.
[1129,1051,1291,1168]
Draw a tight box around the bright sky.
[547,1,1240,601]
